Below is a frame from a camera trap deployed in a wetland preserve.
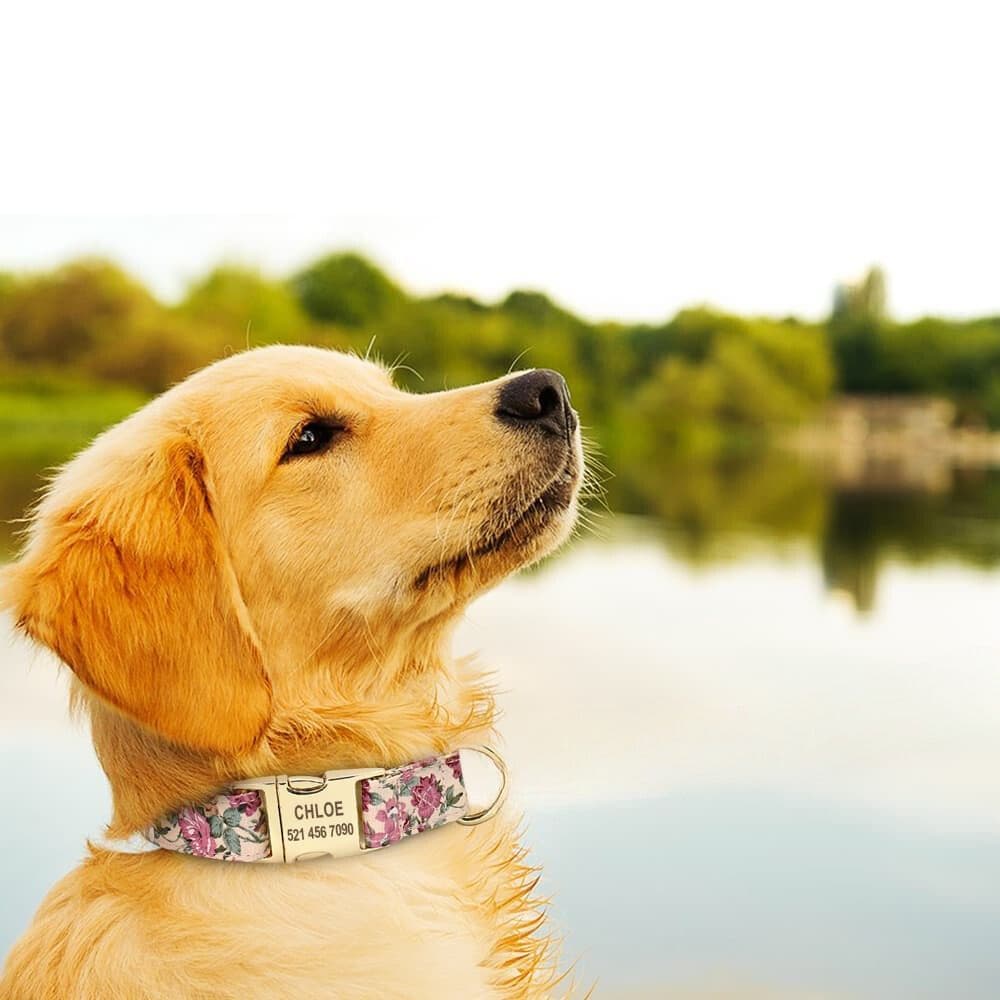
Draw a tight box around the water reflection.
[820,476,1000,612]
[609,450,1000,613]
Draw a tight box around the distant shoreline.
[787,394,1000,493]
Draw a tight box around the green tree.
[292,253,406,327]
[179,266,311,343]
[0,260,154,366]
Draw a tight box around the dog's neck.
[87,615,496,839]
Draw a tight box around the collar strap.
[145,746,507,863]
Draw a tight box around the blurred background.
[3,2,1000,997]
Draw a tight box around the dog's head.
[4,346,582,755]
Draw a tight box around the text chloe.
[293,801,345,820]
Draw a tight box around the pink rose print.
[178,807,214,857]
[376,798,404,844]
[147,790,270,861]
[411,775,443,820]
[359,754,468,849]
[227,790,261,814]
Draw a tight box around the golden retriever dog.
[0,346,583,999]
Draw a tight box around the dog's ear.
[4,429,272,754]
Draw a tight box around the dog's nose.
[496,369,576,437]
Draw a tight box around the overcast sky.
[2,1,997,322]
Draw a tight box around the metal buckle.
[237,767,383,863]
[456,745,508,826]
[236,746,508,862]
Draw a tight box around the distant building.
[831,267,888,323]
[789,393,1000,494]
[834,395,955,443]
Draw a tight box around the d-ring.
[457,745,508,826]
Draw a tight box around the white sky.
[1,1,997,322]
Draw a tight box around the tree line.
[2,256,999,471]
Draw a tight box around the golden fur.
[0,346,584,999]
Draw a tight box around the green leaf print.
[223,827,242,855]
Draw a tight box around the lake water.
[4,513,1000,997]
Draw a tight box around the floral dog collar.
[145,746,507,863]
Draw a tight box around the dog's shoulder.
[2,829,558,999]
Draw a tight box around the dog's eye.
[283,421,342,460]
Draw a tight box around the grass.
[0,376,148,457]
[0,377,148,556]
